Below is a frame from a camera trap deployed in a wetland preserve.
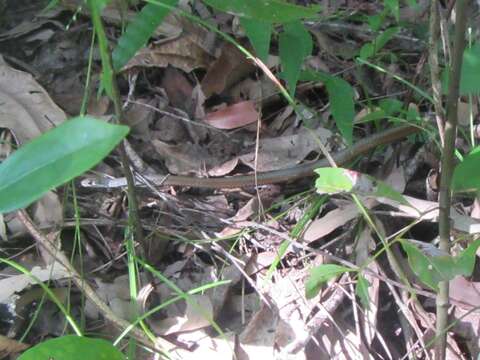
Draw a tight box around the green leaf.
[460,43,480,95]
[240,18,272,63]
[455,238,480,276]
[400,239,480,291]
[202,0,320,23]
[299,70,354,144]
[384,0,399,21]
[279,21,313,97]
[356,275,370,310]
[18,335,125,360]
[87,0,114,97]
[314,168,408,204]
[0,116,129,214]
[112,0,179,71]
[379,98,403,115]
[452,146,480,192]
[359,27,399,59]
[305,264,351,299]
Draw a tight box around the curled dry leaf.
[205,101,259,130]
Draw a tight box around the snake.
[80,125,420,189]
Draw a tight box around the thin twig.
[436,0,468,357]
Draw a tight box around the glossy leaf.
[300,70,354,144]
[0,116,129,213]
[112,0,179,71]
[314,168,408,204]
[18,335,125,360]
[240,17,272,63]
[452,146,480,192]
[305,264,351,299]
[279,21,312,97]
[202,0,320,23]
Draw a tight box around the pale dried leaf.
[240,127,333,172]
[149,295,213,335]
[303,203,359,243]
[0,56,64,226]
[0,262,70,303]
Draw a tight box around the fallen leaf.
[205,101,259,129]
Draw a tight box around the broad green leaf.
[400,239,480,291]
[299,70,354,144]
[240,18,272,63]
[400,239,453,290]
[202,0,320,23]
[306,264,351,299]
[452,146,480,192]
[314,168,408,204]
[460,43,480,95]
[112,0,178,71]
[356,275,370,310]
[19,335,125,360]
[279,21,313,97]
[0,116,129,214]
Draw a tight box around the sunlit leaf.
[314,168,408,204]
[0,117,129,213]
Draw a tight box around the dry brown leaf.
[201,41,256,97]
[0,56,64,228]
[160,66,194,112]
[123,26,215,73]
[303,203,360,243]
[239,127,333,172]
[0,335,29,357]
[205,101,259,129]
[151,140,216,175]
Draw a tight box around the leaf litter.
[2,1,480,359]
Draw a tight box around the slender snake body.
[81,125,420,189]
